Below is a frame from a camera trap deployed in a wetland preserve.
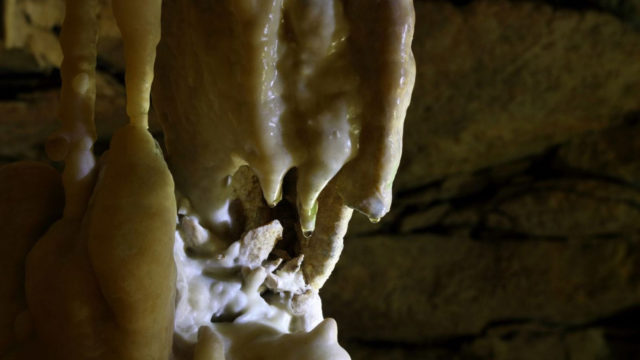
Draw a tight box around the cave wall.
[2,0,640,358]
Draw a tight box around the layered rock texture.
[2,0,640,358]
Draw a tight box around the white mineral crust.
[172,216,349,359]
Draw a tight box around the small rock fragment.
[238,220,283,267]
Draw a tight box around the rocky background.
[2,0,640,359]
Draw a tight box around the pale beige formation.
[111,0,161,128]
[153,0,416,235]
[300,182,352,289]
[333,0,415,220]
[0,0,416,359]
[230,166,275,237]
[153,0,415,291]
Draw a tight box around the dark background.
[2,0,639,358]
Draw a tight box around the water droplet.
[303,230,314,238]
[368,217,380,224]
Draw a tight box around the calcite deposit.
[0,0,416,359]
